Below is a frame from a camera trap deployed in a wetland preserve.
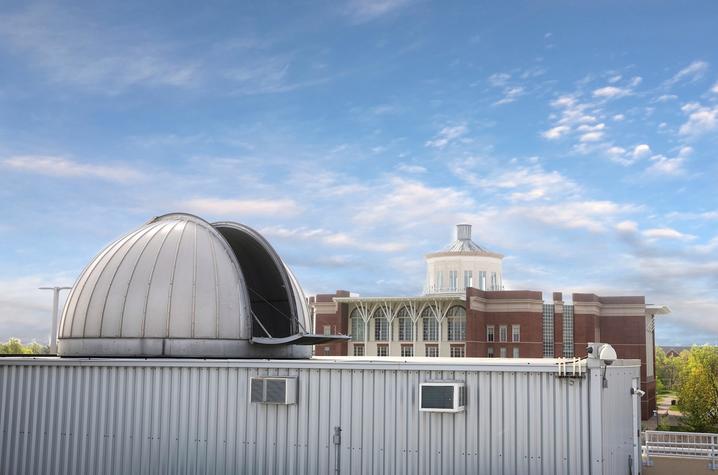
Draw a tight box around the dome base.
[57,338,312,359]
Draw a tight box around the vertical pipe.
[50,289,59,354]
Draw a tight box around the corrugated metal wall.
[0,359,623,475]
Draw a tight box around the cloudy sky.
[1,0,717,346]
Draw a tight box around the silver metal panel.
[0,357,638,475]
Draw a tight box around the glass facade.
[350,310,364,341]
[422,306,439,341]
[398,316,413,341]
[464,270,472,289]
[563,304,574,357]
[543,304,555,357]
[449,270,458,291]
[447,306,466,341]
[374,310,390,341]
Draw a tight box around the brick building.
[311,224,669,419]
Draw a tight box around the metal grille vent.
[249,377,297,404]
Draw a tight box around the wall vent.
[419,382,466,413]
[250,377,297,404]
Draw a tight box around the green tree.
[655,346,687,391]
[677,345,718,432]
[0,338,49,355]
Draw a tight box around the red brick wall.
[466,288,543,358]
[313,290,350,356]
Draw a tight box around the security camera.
[631,388,646,397]
[598,344,617,365]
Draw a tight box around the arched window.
[373,308,390,341]
[397,307,413,341]
[447,305,466,341]
[422,306,438,341]
[350,308,364,341]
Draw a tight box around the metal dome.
[58,213,345,358]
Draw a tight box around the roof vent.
[456,224,472,241]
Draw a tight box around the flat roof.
[0,355,640,373]
[334,294,465,303]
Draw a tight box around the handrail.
[643,430,718,470]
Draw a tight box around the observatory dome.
[58,213,343,358]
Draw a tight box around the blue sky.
[1,0,717,346]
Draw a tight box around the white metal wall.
[0,358,633,475]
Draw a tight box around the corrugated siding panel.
[0,360,609,475]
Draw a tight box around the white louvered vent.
[250,377,297,404]
[419,382,466,413]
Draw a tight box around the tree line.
[655,345,718,433]
[0,338,49,355]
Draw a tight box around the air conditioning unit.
[419,382,466,413]
[250,377,297,404]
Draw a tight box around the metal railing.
[643,430,718,470]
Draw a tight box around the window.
[450,345,465,358]
[491,272,497,290]
[350,309,364,341]
[435,271,443,291]
[487,347,494,357]
[324,346,330,354]
[449,270,458,290]
[486,325,495,342]
[425,345,439,357]
[422,306,439,341]
[447,306,466,341]
[401,345,414,357]
[323,325,331,336]
[479,271,487,290]
[499,325,507,342]
[563,304,574,357]
[398,308,413,341]
[543,304,555,357]
[512,325,520,342]
[377,344,388,357]
[500,347,507,358]
[512,347,519,358]
[374,308,390,341]
[464,270,473,289]
[353,344,364,356]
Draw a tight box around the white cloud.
[344,0,411,22]
[260,225,406,252]
[182,197,301,216]
[615,220,639,233]
[646,149,689,176]
[508,200,640,233]
[654,94,678,103]
[0,5,199,93]
[579,131,604,142]
[592,86,631,99]
[2,155,143,182]
[679,102,718,135]
[612,114,625,121]
[542,125,570,139]
[457,163,582,202]
[665,60,709,86]
[643,227,696,241]
[632,144,651,159]
[396,163,427,174]
[494,86,524,105]
[712,82,718,94]
[488,73,511,87]
[425,124,468,149]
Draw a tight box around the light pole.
[39,286,72,354]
